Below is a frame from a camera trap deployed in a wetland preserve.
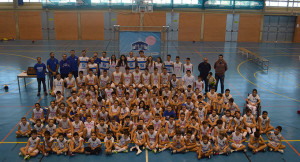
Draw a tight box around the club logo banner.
[119,31,161,59]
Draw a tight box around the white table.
[17,72,49,92]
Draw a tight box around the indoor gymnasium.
[0,0,300,161]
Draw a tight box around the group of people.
[18,50,285,160]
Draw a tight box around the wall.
[81,12,104,40]
[54,12,78,40]
[0,11,16,39]
[18,11,42,40]
[203,13,227,41]
[238,14,262,42]
[178,12,202,41]
[293,16,300,43]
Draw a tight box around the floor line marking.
[0,53,36,61]
[282,136,300,157]
[0,93,47,145]
[237,59,300,103]
[254,70,299,88]
[0,66,10,73]
[146,149,149,162]
[0,80,34,97]
[269,68,300,87]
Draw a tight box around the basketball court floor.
[0,40,299,162]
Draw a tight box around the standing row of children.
[17,50,286,160]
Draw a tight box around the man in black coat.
[198,57,211,93]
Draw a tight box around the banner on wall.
[119,31,161,59]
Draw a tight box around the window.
[265,0,300,7]
[173,0,198,5]
[0,0,13,2]
[153,0,171,4]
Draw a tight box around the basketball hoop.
[132,0,153,13]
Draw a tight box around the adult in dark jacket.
[214,54,228,94]
[60,54,71,79]
[198,57,211,93]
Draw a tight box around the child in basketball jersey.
[100,51,110,75]
[198,121,210,141]
[147,56,155,73]
[257,111,274,134]
[109,100,120,121]
[158,128,170,152]
[67,91,80,108]
[109,118,121,136]
[184,130,198,152]
[183,57,193,74]
[89,85,98,100]
[212,120,225,141]
[64,72,75,98]
[104,83,114,102]
[223,89,232,105]
[149,114,162,132]
[111,66,123,88]
[39,131,54,156]
[96,117,108,140]
[188,117,200,137]
[29,103,45,124]
[130,104,139,124]
[47,101,59,123]
[16,117,31,137]
[213,131,231,155]
[248,131,267,154]
[197,135,213,159]
[98,70,110,93]
[123,67,133,89]
[119,101,130,121]
[179,104,189,120]
[142,68,152,90]
[226,98,240,116]
[85,132,102,155]
[155,57,163,74]
[213,93,224,114]
[78,49,89,76]
[166,115,176,138]
[57,114,72,138]
[151,68,161,90]
[146,125,158,153]
[33,119,44,136]
[45,119,57,138]
[76,71,86,89]
[196,102,207,123]
[113,130,131,153]
[69,132,85,156]
[222,110,234,133]
[89,104,99,123]
[116,83,125,99]
[184,85,194,99]
[195,75,204,95]
[132,66,143,89]
[127,51,136,73]
[55,91,65,106]
[141,107,153,125]
[176,113,188,135]
[88,57,99,76]
[184,96,194,111]
[121,116,133,133]
[86,69,98,89]
[131,125,146,155]
[229,127,247,153]
[72,114,84,137]
[164,55,174,74]
[83,115,95,140]
[173,56,183,81]
[267,126,286,153]
[161,68,170,88]
[19,130,40,160]
[170,130,186,154]
[137,50,147,73]
[170,74,180,91]
[208,110,219,127]
[52,73,64,97]
[243,109,256,136]
[58,103,68,122]
[77,84,88,100]
[207,72,216,91]
[53,133,68,155]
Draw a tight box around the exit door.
[225,14,239,42]
[41,11,55,40]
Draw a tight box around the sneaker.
[24,155,30,160]
[113,150,118,154]
[136,150,142,155]
[185,150,189,153]
[243,149,247,153]
[278,149,284,154]
[172,150,176,154]
[269,148,273,152]
[262,148,266,152]
[123,150,128,153]
[37,92,40,96]
[130,147,135,152]
[142,146,145,150]
[19,152,23,156]
[153,149,157,154]
[44,153,48,156]
[208,155,211,159]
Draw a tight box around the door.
[166,12,179,41]
[225,14,240,42]
[41,11,55,40]
[262,16,296,42]
[104,12,117,40]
